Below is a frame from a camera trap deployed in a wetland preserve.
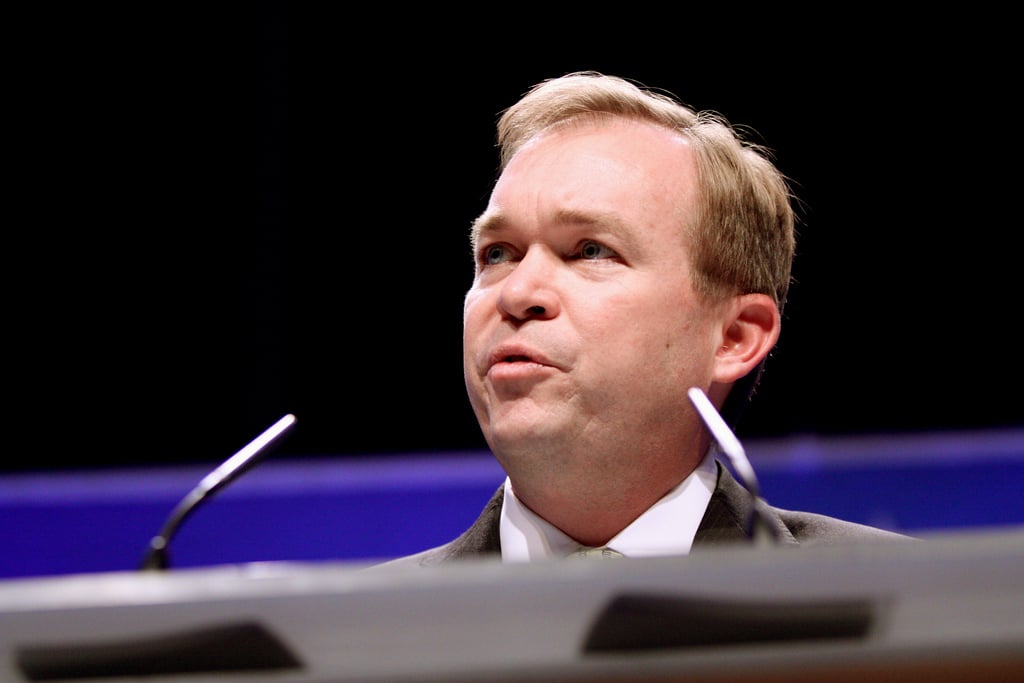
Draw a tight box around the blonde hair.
[496,71,796,313]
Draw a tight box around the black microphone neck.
[688,387,779,547]
[139,414,296,571]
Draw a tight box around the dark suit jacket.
[374,462,909,569]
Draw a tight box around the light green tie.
[573,546,624,558]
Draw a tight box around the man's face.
[463,119,724,482]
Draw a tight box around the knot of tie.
[572,546,624,559]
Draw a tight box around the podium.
[1,526,1022,682]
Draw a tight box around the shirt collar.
[499,451,718,562]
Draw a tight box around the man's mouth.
[486,344,558,376]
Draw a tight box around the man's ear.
[712,293,781,384]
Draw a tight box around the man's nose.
[496,249,560,322]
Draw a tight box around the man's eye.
[577,240,616,260]
[482,244,510,265]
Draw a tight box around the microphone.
[687,388,779,546]
[140,414,297,570]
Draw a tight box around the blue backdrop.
[3,427,1023,579]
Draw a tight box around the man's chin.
[484,416,569,453]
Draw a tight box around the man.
[379,71,905,567]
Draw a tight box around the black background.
[10,6,1021,473]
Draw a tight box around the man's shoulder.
[364,484,506,570]
[704,461,913,546]
[367,544,455,570]
[774,506,912,545]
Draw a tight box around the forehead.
[473,119,696,245]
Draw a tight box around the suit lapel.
[694,462,797,547]
[443,484,504,558]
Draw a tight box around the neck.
[494,428,713,546]
[509,468,689,547]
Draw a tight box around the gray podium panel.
[1,526,1022,682]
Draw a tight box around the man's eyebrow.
[471,208,640,252]
[469,211,506,252]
